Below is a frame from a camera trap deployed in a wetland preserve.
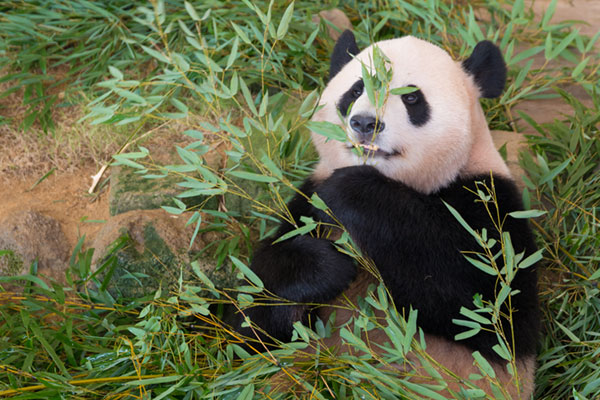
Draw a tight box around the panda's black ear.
[462,40,507,98]
[329,30,360,81]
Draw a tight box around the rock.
[222,131,288,217]
[0,210,70,285]
[107,137,229,216]
[491,130,529,190]
[108,165,185,216]
[312,9,353,40]
[90,209,237,298]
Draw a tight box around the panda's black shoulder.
[440,174,523,211]
[439,173,537,253]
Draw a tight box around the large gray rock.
[108,165,186,216]
[107,139,228,216]
[90,209,238,298]
[0,210,70,285]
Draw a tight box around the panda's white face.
[311,36,508,194]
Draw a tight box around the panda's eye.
[352,87,363,97]
[402,93,419,105]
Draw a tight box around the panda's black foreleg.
[235,179,357,348]
[238,235,356,345]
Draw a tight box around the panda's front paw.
[281,236,358,303]
[315,165,385,218]
[330,165,382,184]
[323,165,386,195]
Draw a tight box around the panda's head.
[311,31,510,193]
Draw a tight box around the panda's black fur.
[241,169,539,361]
[235,31,540,394]
[329,29,360,81]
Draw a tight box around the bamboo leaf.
[226,37,240,70]
[273,217,317,243]
[544,32,553,60]
[236,384,255,400]
[541,0,557,28]
[402,380,449,400]
[473,351,496,378]
[306,120,347,142]
[258,92,269,117]
[460,307,492,325]
[230,255,263,288]
[571,57,590,79]
[108,65,123,80]
[276,2,294,39]
[140,45,169,64]
[229,170,278,183]
[231,22,251,44]
[443,201,480,242]
[517,248,544,269]
[550,29,579,60]
[260,153,283,179]
[30,322,71,377]
[184,1,201,21]
[390,86,419,95]
[310,193,327,211]
[508,209,547,219]
[555,321,581,343]
[113,88,146,105]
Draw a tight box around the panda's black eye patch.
[337,79,364,117]
[398,85,430,127]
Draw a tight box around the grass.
[520,89,600,399]
[0,0,599,398]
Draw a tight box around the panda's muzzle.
[349,114,385,142]
[347,114,400,158]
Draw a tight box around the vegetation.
[0,0,598,398]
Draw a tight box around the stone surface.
[108,166,183,216]
[107,137,229,216]
[312,9,353,40]
[0,210,70,284]
[222,131,285,217]
[91,209,237,298]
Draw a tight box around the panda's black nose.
[349,114,385,141]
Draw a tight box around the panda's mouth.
[350,143,401,158]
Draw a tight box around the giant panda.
[235,31,539,398]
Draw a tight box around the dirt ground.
[0,167,110,251]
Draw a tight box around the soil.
[0,168,110,252]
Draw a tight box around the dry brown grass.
[0,118,124,180]
[0,67,125,179]
[0,68,166,180]
[0,87,219,182]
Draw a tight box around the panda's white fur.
[312,36,510,193]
